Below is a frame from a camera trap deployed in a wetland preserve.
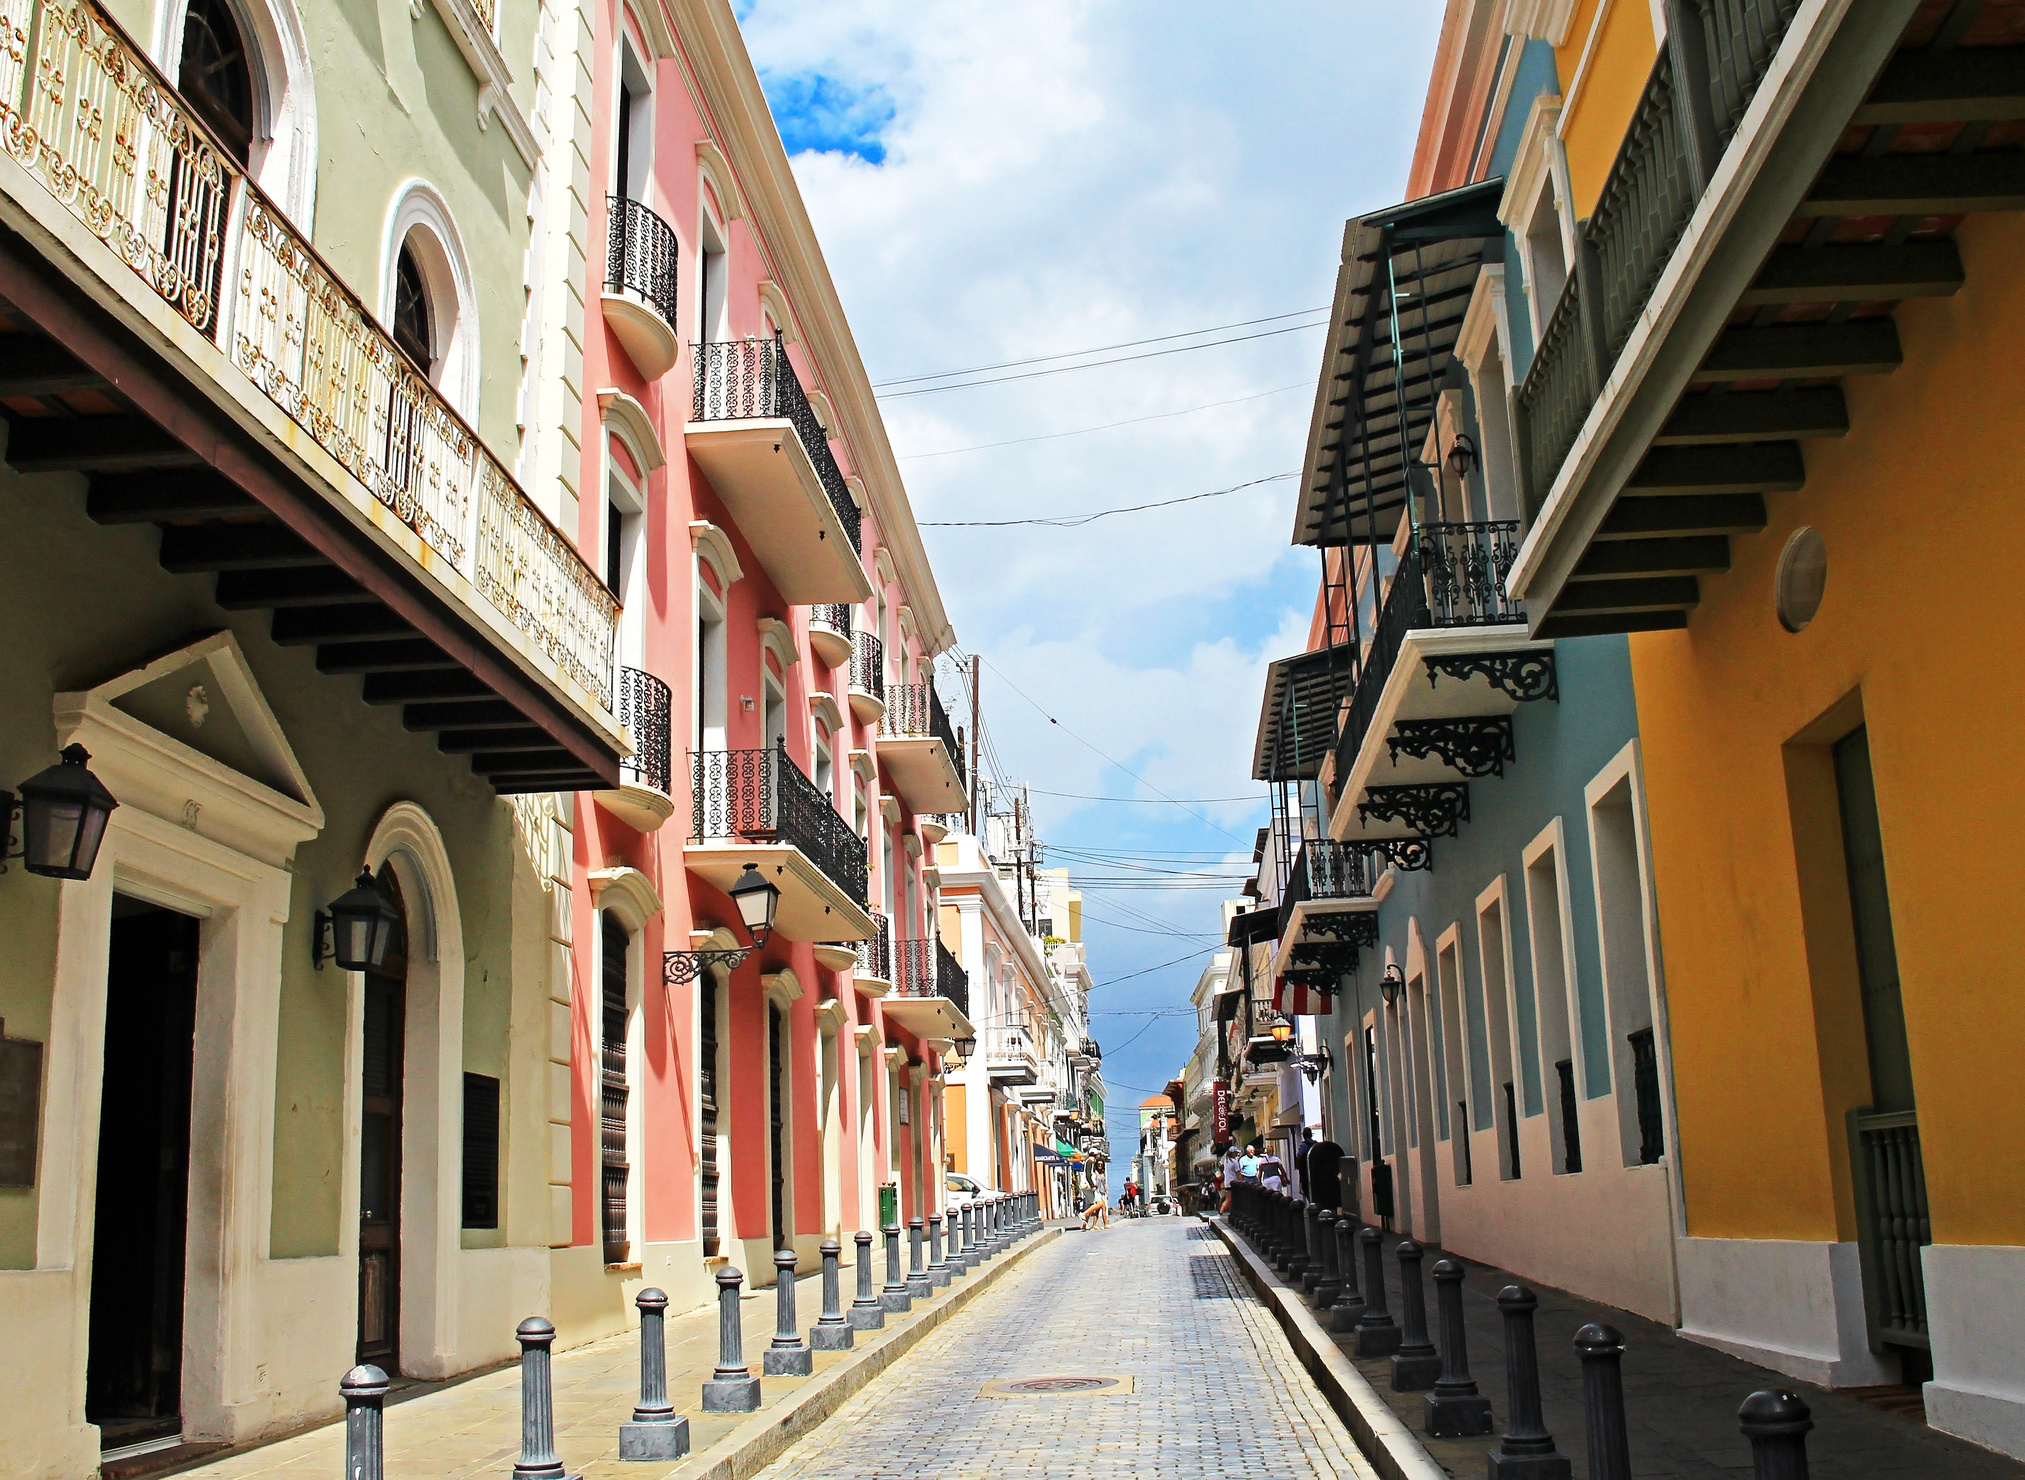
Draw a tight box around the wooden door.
[357,869,407,1369]
[769,1003,789,1249]
[700,977,720,1256]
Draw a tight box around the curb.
[1209,1217,1448,1480]
[661,1227,1062,1480]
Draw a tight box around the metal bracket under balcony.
[685,335,871,605]
[1358,783,1470,839]
[1386,716,1515,779]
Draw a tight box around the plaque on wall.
[0,1019,43,1187]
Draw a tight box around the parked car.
[944,1172,1003,1206]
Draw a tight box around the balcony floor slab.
[684,420,873,605]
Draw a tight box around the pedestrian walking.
[1082,1190,1111,1230]
[1261,1151,1286,1192]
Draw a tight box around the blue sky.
[739,0,1443,1179]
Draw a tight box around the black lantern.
[7,745,119,880]
[1446,432,1479,482]
[728,862,779,947]
[953,1034,977,1059]
[317,869,402,972]
[1379,963,1406,1010]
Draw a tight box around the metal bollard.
[906,1216,934,1297]
[880,1222,913,1312]
[977,1198,997,1258]
[1487,1286,1571,1479]
[513,1316,578,1480]
[1285,1197,1310,1277]
[812,1237,855,1350]
[957,1203,975,1269]
[848,1229,885,1331]
[1330,1214,1366,1333]
[1576,1323,1633,1480]
[1314,1209,1344,1309]
[1391,1238,1442,1391]
[1355,1227,1402,1357]
[763,1247,814,1376]
[1739,1389,1813,1480]
[341,1364,389,1480]
[619,1288,691,1460]
[699,1267,762,1413]
[1301,1202,1326,1295]
[929,1213,951,1286]
[1424,1259,1494,1437]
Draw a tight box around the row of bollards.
[1222,1181,1816,1479]
[335,1194,1044,1476]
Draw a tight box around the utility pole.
[969,654,980,834]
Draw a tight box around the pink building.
[552,0,972,1331]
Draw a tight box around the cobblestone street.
[757,1218,1379,1480]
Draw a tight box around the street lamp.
[1269,1015,1293,1044]
[315,869,402,972]
[664,862,781,982]
[3,745,119,881]
[953,1034,977,1059]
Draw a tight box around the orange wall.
[1628,210,2025,1248]
[1556,0,1658,216]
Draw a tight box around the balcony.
[0,0,621,791]
[1325,523,1555,849]
[809,604,853,668]
[602,196,679,379]
[593,666,675,831]
[847,912,893,994]
[985,1024,1040,1088]
[885,935,973,1041]
[1269,840,1381,989]
[686,335,872,605]
[689,742,873,942]
[878,681,967,814]
[847,630,886,724]
[1505,5,1989,636]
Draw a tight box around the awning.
[1292,177,1507,550]
[1226,908,1281,948]
[1252,644,1356,782]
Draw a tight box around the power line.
[922,472,1294,530]
[877,321,1329,400]
[872,308,1328,388]
[896,382,1309,461]
[1029,786,1264,804]
[1093,946,1219,988]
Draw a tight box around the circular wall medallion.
[1774,526,1828,633]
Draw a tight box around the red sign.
[1212,1081,1231,1147]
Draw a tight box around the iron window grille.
[850,630,885,704]
[853,910,891,982]
[811,604,852,640]
[615,665,671,794]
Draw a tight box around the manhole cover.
[980,1374,1134,1398]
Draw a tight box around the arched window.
[180,0,255,165]
[392,242,433,373]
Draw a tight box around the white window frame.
[1522,817,1588,1177]
[1583,738,1670,1168]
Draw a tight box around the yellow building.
[1504,0,2025,1457]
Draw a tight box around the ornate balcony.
[603,195,679,379]
[809,604,853,668]
[847,630,886,724]
[686,334,871,604]
[885,935,973,1041]
[593,666,675,831]
[848,911,893,994]
[878,681,967,815]
[0,0,622,791]
[689,741,872,942]
[1269,840,1390,989]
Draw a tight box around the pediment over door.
[54,631,325,866]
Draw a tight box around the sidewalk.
[1259,1221,2025,1479]
[159,1230,1056,1480]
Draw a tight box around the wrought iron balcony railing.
[1515,0,1802,507]
[0,0,618,713]
[616,665,671,794]
[850,630,885,702]
[811,604,852,641]
[854,911,891,982]
[1276,840,1378,943]
[690,740,868,906]
[691,333,862,552]
[880,681,967,792]
[605,195,679,330]
[1331,521,1526,779]
[894,936,968,1018]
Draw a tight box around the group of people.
[1212,1127,1344,1213]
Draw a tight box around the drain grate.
[980,1374,1135,1398]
